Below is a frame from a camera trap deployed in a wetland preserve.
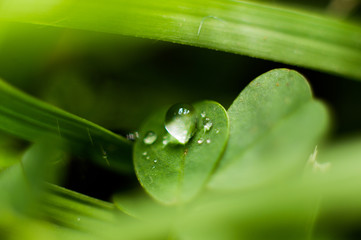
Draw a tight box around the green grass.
[0,1,361,239]
[1,0,360,79]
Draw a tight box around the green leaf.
[208,69,329,190]
[113,190,171,220]
[0,163,30,214]
[21,140,69,187]
[0,136,20,171]
[1,0,360,79]
[318,136,361,165]
[0,78,133,172]
[134,101,229,204]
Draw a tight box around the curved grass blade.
[40,184,117,230]
[0,78,132,172]
[0,0,360,79]
[134,101,229,204]
[208,69,329,190]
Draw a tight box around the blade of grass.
[41,184,173,239]
[0,0,360,79]
[0,78,133,172]
[45,184,115,211]
[39,184,118,230]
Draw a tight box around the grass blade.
[40,184,117,229]
[0,78,133,172]
[0,0,360,79]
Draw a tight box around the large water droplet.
[143,131,157,145]
[165,103,197,144]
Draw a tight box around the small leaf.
[134,101,229,204]
[208,69,329,190]
[0,78,133,172]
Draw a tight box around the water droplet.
[161,135,170,146]
[206,139,211,144]
[143,131,157,145]
[165,103,197,144]
[152,166,156,169]
[126,131,139,141]
[197,138,204,144]
[154,159,157,163]
[202,116,213,132]
[146,156,150,160]
[201,112,206,118]
[215,129,220,134]
[142,151,147,156]
[204,122,213,132]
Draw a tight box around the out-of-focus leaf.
[0,136,20,171]
[113,190,171,219]
[209,69,329,190]
[0,163,29,214]
[20,140,69,190]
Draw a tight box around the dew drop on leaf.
[164,103,197,144]
[206,139,211,144]
[197,138,204,144]
[143,131,157,145]
[203,120,213,132]
[161,135,170,146]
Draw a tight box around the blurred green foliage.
[0,0,361,239]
